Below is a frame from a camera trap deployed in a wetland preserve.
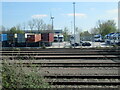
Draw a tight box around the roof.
[24,30,63,33]
[54,30,63,33]
[24,30,54,33]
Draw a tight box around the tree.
[91,20,117,36]
[46,24,52,30]
[22,22,26,31]
[0,25,6,31]
[63,27,69,41]
[80,31,91,41]
[9,27,24,34]
[90,28,99,35]
[9,27,17,34]
[28,19,36,31]
[35,19,44,31]
[0,25,6,33]
[16,24,21,31]
[41,23,47,30]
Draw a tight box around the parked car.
[82,42,91,46]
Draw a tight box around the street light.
[73,2,76,48]
[51,16,54,30]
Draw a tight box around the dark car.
[82,42,91,46]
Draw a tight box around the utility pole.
[51,16,54,30]
[71,21,73,34]
[118,1,120,33]
[73,2,76,48]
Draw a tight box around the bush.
[2,60,50,89]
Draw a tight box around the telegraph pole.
[73,2,76,48]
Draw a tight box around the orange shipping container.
[49,33,54,42]
[27,34,41,42]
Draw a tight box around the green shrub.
[2,60,50,89]
[41,46,46,49]
[69,46,73,48]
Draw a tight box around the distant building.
[53,30,64,42]
[24,30,63,34]
[54,30,63,34]
[24,30,54,34]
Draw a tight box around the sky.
[1,1,118,33]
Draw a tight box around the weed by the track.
[1,59,50,89]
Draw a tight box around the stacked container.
[41,33,54,46]
[41,33,54,42]
[7,34,17,47]
[16,34,27,47]
[0,34,7,42]
[27,34,41,42]
[17,34,27,43]
[7,34,17,43]
[26,34,41,47]
[0,34,8,47]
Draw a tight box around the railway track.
[1,49,120,53]
[5,62,120,67]
[1,52,120,55]
[1,48,120,89]
[2,47,120,51]
[2,55,120,60]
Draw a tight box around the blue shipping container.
[0,34,7,41]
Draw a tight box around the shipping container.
[27,34,41,42]
[49,33,54,42]
[41,33,54,46]
[7,34,17,42]
[0,34,7,42]
[41,33,54,42]
[7,34,17,47]
[17,34,27,43]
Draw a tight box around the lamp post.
[51,16,54,30]
[73,2,76,48]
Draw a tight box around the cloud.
[107,9,118,14]
[31,14,48,18]
[66,13,87,18]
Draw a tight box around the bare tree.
[16,24,21,30]
[28,19,36,31]
[35,19,44,31]
[46,24,52,30]
[22,22,26,31]
[0,25,6,31]
[41,24,47,30]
